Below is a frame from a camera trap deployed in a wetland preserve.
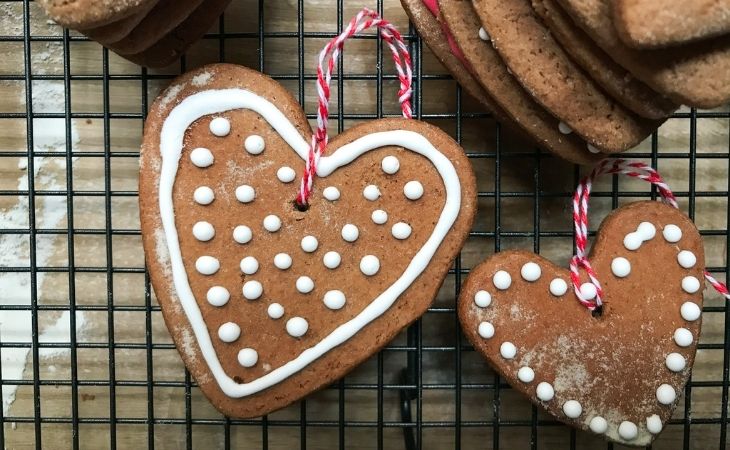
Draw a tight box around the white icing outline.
[158,88,462,398]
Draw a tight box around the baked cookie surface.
[140,64,476,417]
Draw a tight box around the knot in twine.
[296,8,413,207]
[571,158,729,315]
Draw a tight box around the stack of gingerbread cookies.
[37,0,232,67]
[402,0,730,164]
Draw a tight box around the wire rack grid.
[0,0,728,449]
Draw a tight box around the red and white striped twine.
[296,8,413,207]
[571,158,730,314]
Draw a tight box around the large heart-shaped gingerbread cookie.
[459,201,704,446]
[140,64,476,417]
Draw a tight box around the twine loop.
[296,8,413,207]
[571,158,729,314]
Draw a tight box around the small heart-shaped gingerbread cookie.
[459,201,704,446]
[140,64,476,418]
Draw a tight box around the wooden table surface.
[0,1,728,448]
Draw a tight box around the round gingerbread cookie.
[472,0,663,154]
[139,63,477,418]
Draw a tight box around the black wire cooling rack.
[0,0,729,449]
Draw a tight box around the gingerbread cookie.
[123,0,231,68]
[437,0,600,164]
[532,0,677,120]
[104,0,206,55]
[399,0,503,114]
[556,0,730,108]
[82,0,161,44]
[472,0,662,154]
[37,0,157,29]
[459,201,705,446]
[613,0,730,49]
[139,63,476,417]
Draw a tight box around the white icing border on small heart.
[158,89,462,398]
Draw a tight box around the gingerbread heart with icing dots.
[139,64,476,418]
[458,201,704,446]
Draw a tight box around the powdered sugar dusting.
[1,80,85,414]
[192,72,213,87]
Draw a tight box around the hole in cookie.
[293,200,309,212]
[591,304,604,318]
[233,375,243,383]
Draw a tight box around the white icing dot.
[517,367,535,383]
[239,256,259,275]
[277,166,296,183]
[242,280,263,300]
[646,414,663,434]
[217,322,240,343]
[635,225,656,245]
[404,181,424,200]
[681,275,701,294]
[623,232,643,250]
[493,271,512,290]
[674,328,693,347]
[618,421,638,441]
[233,225,252,244]
[536,382,554,401]
[195,256,219,275]
[267,303,284,319]
[558,121,573,135]
[587,144,600,154]
[549,278,568,296]
[677,250,697,268]
[478,26,490,41]
[323,251,341,269]
[209,117,230,136]
[520,262,541,282]
[371,209,388,224]
[611,257,631,277]
[323,290,346,310]
[190,147,214,167]
[363,185,381,201]
[235,185,255,203]
[656,383,676,405]
[579,282,597,300]
[341,224,359,242]
[681,301,701,321]
[301,235,318,253]
[237,348,258,367]
[286,317,309,338]
[474,290,492,308]
[323,186,340,201]
[589,416,608,434]
[666,352,686,372]
[206,286,230,307]
[478,321,494,339]
[244,135,265,154]
[360,255,380,276]
[274,253,292,270]
[392,222,412,240]
[193,186,215,205]
[663,224,682,242]
[382,155,400,174]
[263,214,282,232]
[192,221,215,241]
[296,276,314,294]
[562,400,582,418]
[500,342,517,359]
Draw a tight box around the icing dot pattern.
[477,216,702,439]
[190,147,214,167]
[209,117,230,136]
[403,181,424,200]
[244,135,265,154]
